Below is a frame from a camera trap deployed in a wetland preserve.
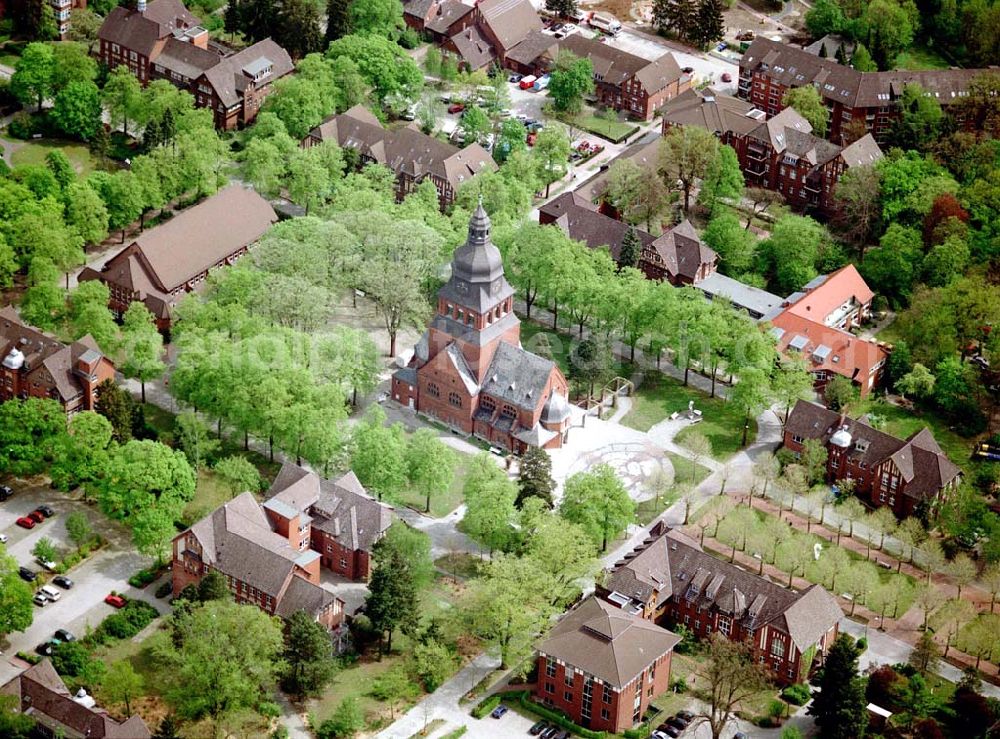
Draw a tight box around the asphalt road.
[0,483,162,686]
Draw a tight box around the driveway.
[0,483,160,686]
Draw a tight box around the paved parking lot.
[0,482,160,685]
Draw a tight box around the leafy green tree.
[653,0,697,38]
[850,43,877,72]
[618,225,642,269]
[348,0,404,38]
[522,508,597,605]
[155,599,284,720]
[175,412,219,470]
[96,438,196,527]
[808,634,867,738]
[65,181,110,246]
[281,610,337,698]
[405,428,456,513]
[0,694,34,739]
[326,34,422,101]
[517,446,556,508]
[32,536,58,565]
[703,212,755,276]
[896,363,935,399]
[863,0,915,69]
[11,42,54,110]
[378,522,434,591]
[758,214,829,294]
[729,366,771,447]
[68,280,118,352]
[51,80,102,139]
[463,453,518,553]
[459,105,491,145]
[560,464,635,551]
[697,636,769,739]
[368,665,419,717]
[0,549,34,639]
[659,124,719,212]
[214,456,261,498]
[698,144,743,214]
[89,170,144,241]
[806,0,846,36]
[545,0,577,16]
[261,76,328,140]
[463,553,556,669]
[533,124,573,197]
[549,52,594,114]
[94,378,135,443]
[782,85,829,138]
[0,396,66,475]
[890,83,943,151]
[350,405,408,501]
[287,147,333,214]
[367,539,419,655]
[20,257,64,330]
[318,696,364,738]
[103,66,147,134]
[104,661,144,715]
[197,571,230,602]
[120,302,165,403]
[691,0,724,47]
[65,511,94,551]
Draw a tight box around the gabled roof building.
[304,105,497,210]
[392,202,571,453]
[533,596,680,733]
[784,400,962,517]
[78,186,277,332]
[0,307,116,415]
[97,0,293,130]
[1,660,151,738]
[600,523,843,685]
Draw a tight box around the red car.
[447,103,465,114]
[16,516,36,529]
[27,510,45,524]
[104,594,126,608]
[721,72,732,82]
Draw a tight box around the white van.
[590,12,622,35]
[40,584,61,602]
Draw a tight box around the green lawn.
[635,452,712,524]
[624,372,758,458]
[519,320,575,378]
[397,453,471,518]
[182,468,233,524]
[571,113,640,143]
[10,139,99,175]
[895,44,951,71]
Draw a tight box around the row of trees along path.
[745,480,998,611]
[689,497,1000,683]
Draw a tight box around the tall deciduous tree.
[659,125,719,212]
[11,42,54,111]
[103,66,147,134]
[104,661,144,715]
[120,302,164,403]
[560,464,635,551]
[698,144,743,215]
[213,455,261,498]
[405,428,456,513]
[698,636,768,739]
[548,51,594,114]
[463,453,518,554]
[782,86,829,138]
[350,405,408,501]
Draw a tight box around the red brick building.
[0,307,115,416]
[739,38,990,145]
[304,106,497,211]
[783,400,962,518]
[534,596,680,733]
[265,463,394,581]
[97,0,292,130]
[661,89,883,216]
[767,265,889,398]
[172,492,346,629]
[1,660,151,738]
[51,0,87,39]
[392,202,571,452]
[79,186,277,333]
[600,524,843,686]
[403,0,475,40]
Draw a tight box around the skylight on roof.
[789,334,809,351]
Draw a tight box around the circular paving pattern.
[564,441,673,502]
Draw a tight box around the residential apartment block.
[97,0,292,129]
[79,186,277,333]
[303,105,497,211]
[51,0,87,39]
[0,306,115,415]
[1,660,151,738]
[392,202,572,452]
[738,38,989,144]
[600,523,843,685]
[533,596,680,733]
[784,400,962,518]
[661,88,883,215]
[539,191,784,319]
[766,265,889,398]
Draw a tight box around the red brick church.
[391,201,571,452]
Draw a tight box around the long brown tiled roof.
[539,191,656,260]
[477,0,541,52]
[449,24,497,69]
[539,596,680,688]
[425,0,474,33]
[605,526,842,652]
[660,88,763,137]
[575,137,660,203]
[95,186,277,295]
[0,660,151,738]
[742,38,984,108]
[156,36,221,80]
[200,38,293,108]
[838,133,883,167]
[97,0,200,58]
[649,219,716,280]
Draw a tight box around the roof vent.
[830,425,852,448]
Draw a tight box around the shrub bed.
[440,729,467,739]
[85,599,159,645]
[781,683,811,706]
[470,694,501,719]
[624,725,651,738]
[15,651,40,665]
[128,566,161,588]
[155,580,173,598]
[511,690,607,739]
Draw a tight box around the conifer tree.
[619,225,641,269]
[809,635,868,739]
[326,0,352,43]
[516,446,555,509]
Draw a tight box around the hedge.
[470,694,501,719]
[440,729,467,739]
[781,683,811,706]
[623,726,651,739]
[511,690,608,739]
[128,567,159,588]
[85,599,160,645]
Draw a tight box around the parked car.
[40,585,61,602]
[553,731,570,739]
[27,510,45,524]
[682,66,694,73]
[0,533,7,544]
[19,567,37,582]
[0,484,12,501]
[36,556,57,571]
[35,505,54,518]
[734,733,750,739]
[677,710,694,722]
[35,640,57,656]
[33,592,48,607]
[656,726,681,738]
[668,715,690,729]
[490,704,508,719]
[721,72,732,82]
[448,103,465,114]
[105,594,127,608]
[717,42,728,50]
[529,720,548,735]
[519,75,538,89]
[508,73,523,83]
[52,575,74,589]
[16,516,36,529]
[53,629,76,643]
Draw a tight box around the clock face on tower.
[456,281,468,294]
